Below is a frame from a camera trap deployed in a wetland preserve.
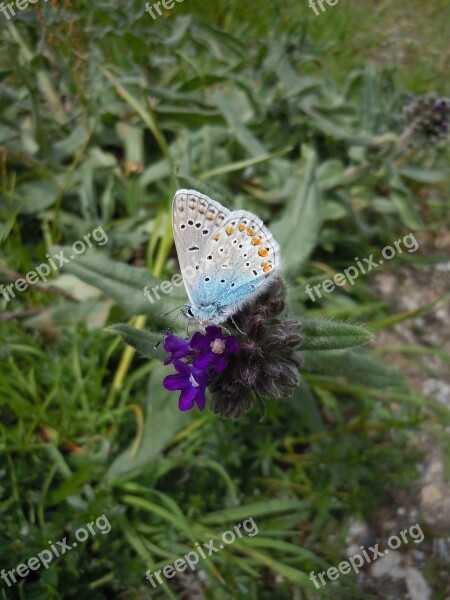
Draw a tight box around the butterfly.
[172,189,281,325]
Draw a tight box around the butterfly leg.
[230,315,246,335]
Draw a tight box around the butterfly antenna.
[160,305,186,317]
[154,307,186,349]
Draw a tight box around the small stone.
[405,567,432,600]
[370,551,404,579]
[433,538,450,558]
[421,484,443,506]
[346,519,372,555]
[422,379,450,409]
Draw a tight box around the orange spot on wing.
[258,248,269,257]
[261,262,271,273]
[213,233,220,241]
[226,226,234,235]
[247,228,255,235]
[239,224,245,231]
[252,237,261,245]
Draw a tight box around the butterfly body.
[172,189,281,325]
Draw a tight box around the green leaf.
[212,90,266,157]
[25,299,112,331]
[316,159,346,191]
[370,292,449,331]
[273,49,320,98]
[107,324,166,361]
[398,164,449,183]
[228,544,314,588]
[141,159,171,186]
[388,170,423,230]
[200,499,307,525]
[301,318,372,350]
[359,67,379,134]
[390,191,423,230]
[48,465,95,505]
[53,124,90,159]
[302,349,405,388]
[57,248,187,320]
[100,66,171,160]
[9,180,59,214]
[199,146,292,181]
[371,197,398,214]
[323,200,348,221]
[192,22,247,60]
[305,109,355,140]
[270,146,321,275]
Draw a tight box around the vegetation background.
[0,0,449,598]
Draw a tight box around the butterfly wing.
[172,189,230,307]
[196,208,281,320]
[172,189,281,323]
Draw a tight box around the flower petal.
[189,332,210,351]
[163,334,191,363]
[192,352,215,369]
[178,386,198,411]
[213,355,228,373]
[163,373,189,391]
[172,359,190,375]
[164,334,189,353]
[194,381,207,410]
[204,325,223,339]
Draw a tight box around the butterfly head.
[182,305,195,320]
[182,303,227,326]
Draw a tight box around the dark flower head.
[209,277,303,420]
[210,382,254,420]
[163,359,208,411]
[403,94,450,148]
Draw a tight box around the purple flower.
[163,333,191,365]
[163,360,208,411]
[162,328,239,412]
[190,326,239,373]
